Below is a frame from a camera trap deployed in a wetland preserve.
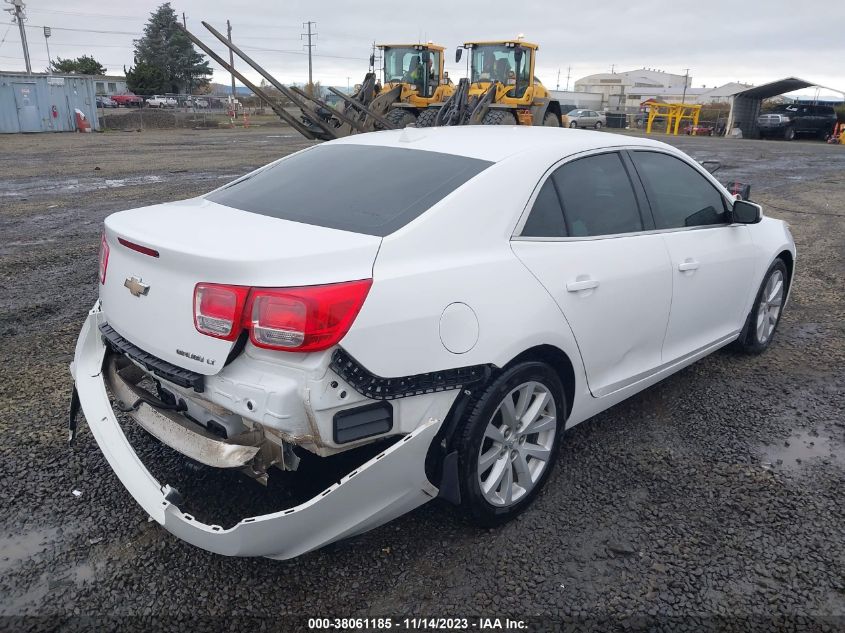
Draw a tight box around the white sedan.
[70,127,795,559]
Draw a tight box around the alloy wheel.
[477,381,557,507]
[756,269,784,344]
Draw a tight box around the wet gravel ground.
[1,127,844,631]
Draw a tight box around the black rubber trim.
[330,347,490,401]
[99,323,205,393]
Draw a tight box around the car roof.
[329,125,670,163]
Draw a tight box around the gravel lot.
[1,127,843,631]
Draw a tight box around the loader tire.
[381,108,417,130]
[543,111,560,127]
[482,109,517,125]
[415,107,440,128]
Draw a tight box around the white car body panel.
[660,225,756,362]
[70,126,796,558]
[511,234,672,397]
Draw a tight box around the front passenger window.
[631,151,727,229]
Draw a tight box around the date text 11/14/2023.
[307,617,528,630]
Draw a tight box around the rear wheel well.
[503,345,574,421]
[777,250,794,293]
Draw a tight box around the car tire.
[595,121,603,130]
[784,127,795,141]
[569,121,578,128]
[482,109,517,125]
[455,361,566,527]
[543,111,560,127]
[733,259,788,354]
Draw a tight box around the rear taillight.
[192,280,372,352]
[98,232,109,284]
[193,284,250,341]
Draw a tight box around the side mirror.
[732,199,762,224]
[455,48,463,64]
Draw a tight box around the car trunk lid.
[100,197,381,375]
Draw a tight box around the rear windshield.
[207,144,493,236]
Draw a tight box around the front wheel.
[543,111,560,127]
[415,107,439,128]
[455,362,565,527]
[595,121,603,129]
[734,259,788,353]
[784,126,795,141]
[569,121,578,128]
[381,107,417,130]
[481,109,517,125]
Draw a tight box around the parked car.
[185,97,209,108]
[110,94,144,108]
[146,95,177,108]
[96,96,117,108]
[563,109,606,129]
[70,127,795,559]
[683,123,714,136]
[757,104,837,140]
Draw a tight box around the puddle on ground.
[0,527,60,573]
[761,430,839,470]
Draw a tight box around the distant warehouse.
[0,72,99,133]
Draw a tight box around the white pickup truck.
[146,95,177,108]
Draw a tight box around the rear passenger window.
[521,179,567,237]
[631,151,727,229]
[553,152,643,237]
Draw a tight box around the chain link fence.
[95,93,273,131]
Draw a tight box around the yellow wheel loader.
[377,43,455,128]
[434,39,562,128]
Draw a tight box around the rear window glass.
[207,144,492,236]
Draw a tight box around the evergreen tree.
[48,55,107,75]
[125,62,168,96]
[127,3,211,94]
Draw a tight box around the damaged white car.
[70,126,795,559]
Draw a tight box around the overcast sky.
[1,0,843,97]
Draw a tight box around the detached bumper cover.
[70,302,441,559]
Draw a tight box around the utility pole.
[43,26,52,72]
[610,64,615,74]
[556,69,560,91]
[5,0,32,74]
[227,20,236,99]
[681,68,689,103]
[302,21,317,91]
[182,12,187,28]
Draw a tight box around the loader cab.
[380,44,445,101]
[463,40,537,102]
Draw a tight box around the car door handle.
[678,259,700,272]
[566,278,599,292]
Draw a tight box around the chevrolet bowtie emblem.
[124,276,150,297]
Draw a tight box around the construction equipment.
[433,39,563,128]
[177,22,398,141]
[376,43,455,128]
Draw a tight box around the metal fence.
[95,96,270,131]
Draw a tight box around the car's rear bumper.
[70,301,441,559]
